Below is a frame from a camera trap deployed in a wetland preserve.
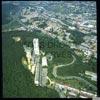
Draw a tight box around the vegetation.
[2,30,96,97]
[2,31,59,98]
[68,30,85,45]
[2,20,22,30]
[57,56,96,77]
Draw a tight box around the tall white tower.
[33,38,41,86]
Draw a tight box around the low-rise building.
[68,92,77,96]
[68,26,76,30]
[41,68,48,86]
[85,71,97,81]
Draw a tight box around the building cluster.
[23,45,33,70]
[85,71,97,81]
[17,2,97,63]
[23,38,48,87]
[74,35,97,62]
[3,1,97,98]
[55,83,96,98]
[32,38,48,86]
[22,36,97,98]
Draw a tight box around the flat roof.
[33,38,39,55]
[42,56,48,66]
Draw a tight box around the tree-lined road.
[52,55,96,90]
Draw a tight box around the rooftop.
[42,56,48,67]
[33,38,40,55]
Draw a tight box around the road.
[8,12,96,91]
[52,55,76,78]
[52,55,96,90]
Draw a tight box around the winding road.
[8,11,96,91]
[52,55,97,90]
[52,55,76,78]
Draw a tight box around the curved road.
[52,55,76,78]
[52,55,97,90]
[9,12,96,90]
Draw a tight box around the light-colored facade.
[33,38,48,87]
[42,56,48,67]
[33,39,40,55]
[85,71,97,81]
[33,38,41,86]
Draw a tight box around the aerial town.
[2,1,97,98]
[22,38,97,98]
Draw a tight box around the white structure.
[68,26,76,30]
[41,56,48,86]
[33,38,41,86]
[69,92,77,96]
[42,56,48,67]
[55,83,96,98]
[33,38,48,87]
[33,39,40,55]
[85,71,97,81]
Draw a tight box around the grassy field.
[57,55,96,77]
[2,31,59,98]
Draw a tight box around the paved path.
[52,55,76,78]
[8,13,96,90]
[52,55,96,90]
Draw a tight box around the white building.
[33,38,40,86]
[68,26,76,30]
[42,56,48,67]
[85,71,97,81]
[33,39,40,55]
